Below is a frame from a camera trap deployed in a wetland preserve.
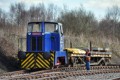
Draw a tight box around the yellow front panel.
[21,52,55,69]
[36,53,54,69]
[21,53,34,69]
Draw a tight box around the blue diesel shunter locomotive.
[18,22,68,69]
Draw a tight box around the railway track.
[0,65,120,80]
[0,70,26,77]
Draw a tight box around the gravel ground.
[61,73,120,80]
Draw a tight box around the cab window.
[27,23,41,32]
[32,24,41,32]
[45,23,56,33]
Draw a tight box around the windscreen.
[27,23,41,32]
[45,23,57,32]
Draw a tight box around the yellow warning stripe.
[26,53,29,57]
[38,53,43,59]
[38,54,50,68]
[22,56,34,67]
[21,52,55,69]
[21,53,33,65]
[26,59,34,68]
[30,64,34,68]
[36,59,45,68]
[36,59,44,67]
[22,57,34,68]
[36,63,41,68]
[51,53,54,57]
[51,53,54,61]
[36,59,41,65]
[51,57,54,61]
[37,57,48,68]
[44,60,50,65]
[37,57,49,68]
[37,54,50,65]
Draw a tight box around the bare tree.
[99,5,120,39]
[0,8,7,28]
[9,3,27,26]
[29,4,45,21]
[58,6,98,35]
[106,6,120,22]
[46,4,59,21]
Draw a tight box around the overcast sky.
[0,0,120,20]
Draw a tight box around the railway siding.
[0,65,120,80]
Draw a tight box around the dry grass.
[0,26,26,56]
[0,27,25,72]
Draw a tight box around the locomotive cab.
[27,22,64,52]
[18,22,68,69]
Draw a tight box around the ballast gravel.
[61,73,120,80]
